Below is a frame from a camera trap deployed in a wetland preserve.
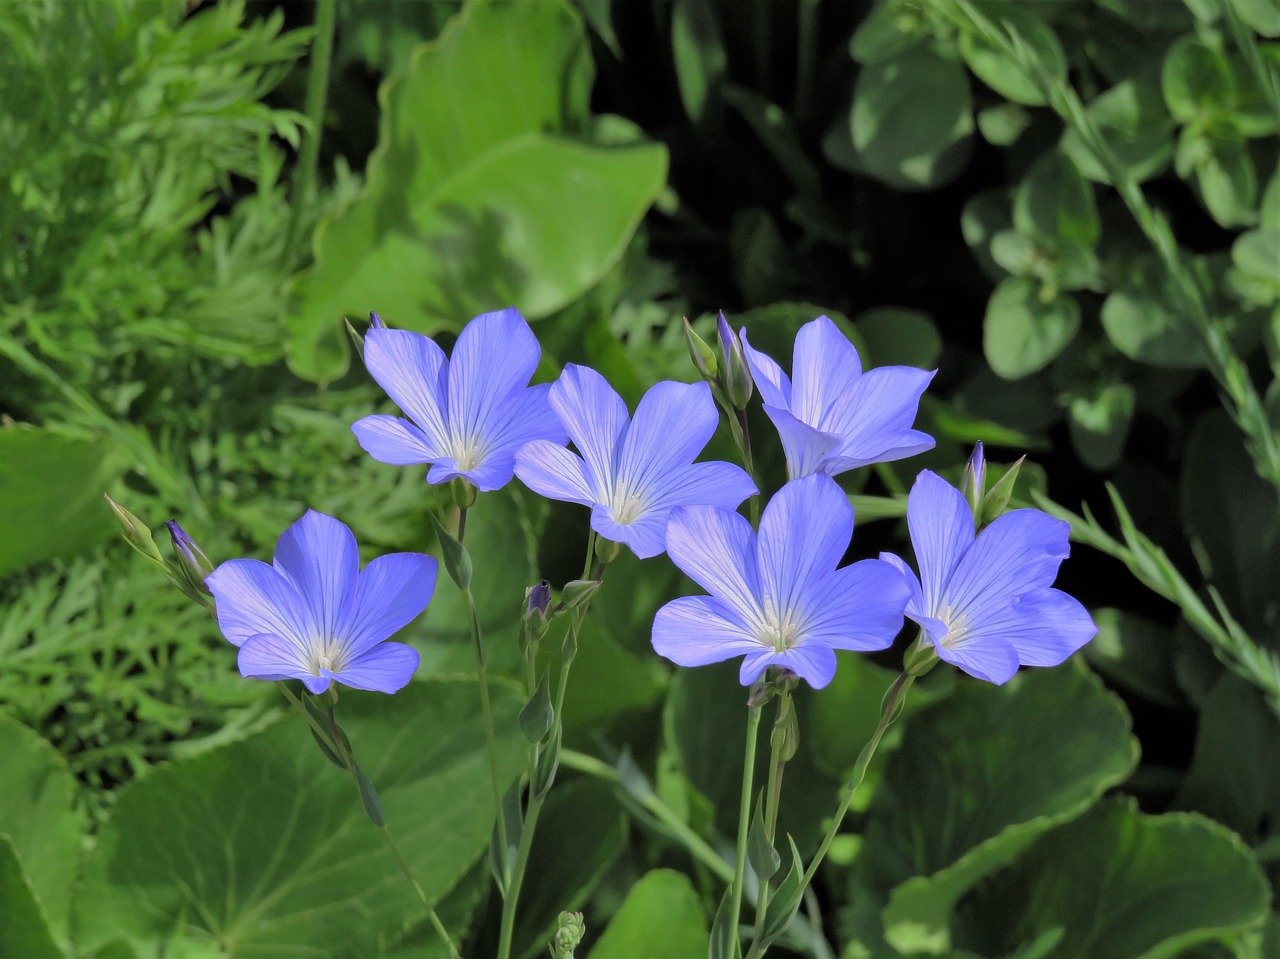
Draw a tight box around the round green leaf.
[1229,0,1280,36]
[849,45,974,190]
[1099,257,1206,368]
[1067,381,1135,470]
[1162,35,1235,123]
[587,869,708,959]
[1232,229,1280,303]
[1189,129,1259,227]
[956,797,1269,959]
[74,680,525,958]
[1013,151,1100,249]
[983,277,1081,379]
[1061,78,1175,185]
[957,4,1067,106]
[864,666,1138,954]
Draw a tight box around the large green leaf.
[587,869,708,959]
[856,665,1137,954]
[287,0,668,382]
[0,427,122,577]
[956,797,1269,958]
[0,837,62,959]
[983,276,1081,379]
[0,713,86,949]
[74,679,525,958]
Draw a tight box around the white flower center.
[609,481,650,526]
[310,636,343,675]
[938,605,971,649]
[759,607,806,653]
[450,433,488,472]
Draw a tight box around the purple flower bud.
[962,442,985,521]
[526,579,551,617]
[369,311,386,330]
[716,311,754,410]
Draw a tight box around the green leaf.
[1163,35,1235,123]
[512,779,627,959]
[977,102,1030,146]
[957,797,1269,958]
[983,277,1081,379]
[1229,0,1280,36]
[0,427,122,577]
[74,679,525,958]
[0,837,62,959]
[957,3,1067,106]
[429,513,473,591]
[286,0,668,382]
[1099,256,1206,367]
[1083,609,1182,708]
[747,800,781,882]
[0,713,86,948]
[1013,151,1100,249]
[1061,77,1175,185]
[855,307,942,368]
[1180,127,1258,227]
[1232,229,1280,303]
[849,2,930,65]
[849,44,974,190]
[671,0,726,123]
[520,673,555,742]
[862,666,1138,954]
[1066,380,1135,471]
[587,869,708,959]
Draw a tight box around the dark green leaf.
[1067,381,1135,470]
[958,3,1067,106]
[747,799,781,882]
[1083,609,1182,708]
[0,837,62,959]
[983,277,1081,379]
[1061,78,1175,184]
[1163,35,1235,123]
[587,869,708,959]
[671,0,726,122]
[1013,150,1100,248]
[520,673,555,742]
[855,307,942,368]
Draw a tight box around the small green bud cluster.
[104,496,213,608]
[548,911,585,959]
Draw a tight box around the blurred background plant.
[1,0,1278,956]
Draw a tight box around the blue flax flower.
[880,470,1097,684]
[352,308,566,491]
[206,510,437,694]
[652,473,909,688]
[740,315,935,479]
[514,364,756,559]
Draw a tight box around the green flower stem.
[284,0,336,263]
[498,532,605,959]
[559,749,735,884]
[728,704,764,958]
[750,691,792,942]
[275,683,461,959]
[801,672,912,891]
[462,583,509,888]
[730,407,761,526]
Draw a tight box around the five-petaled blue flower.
[206,510,437,694]
[651,473,909,688]
[740,315,935,479]
[514,364,757,559]
[880,470,1097,685]
[352,308,566,491]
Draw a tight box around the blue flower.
[514,364,757,559]
[352,308,566,492]
[206,511,437,694]
[740,315,935,479]
[880,470,1097,685]
[651,473,909,688]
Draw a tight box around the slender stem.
[559,749,734,883]
[462,585,509,887]
[380,827,462,959]
[497,782,544,959]
[728,705,764,957]
[751,693,790,940]
[800,672,912,892]
[284,0,336,263]
[736,408,760,526]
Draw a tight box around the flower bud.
[449,476,477,511]
[104,495,166,567]
[560,578,601,609]
[165,520,214,600]
[595,536,621,566]
[369,310,387,330]
[683,316,719,383]
[525,579,551,619]
[550,911,585,959]
[717,311,754,409]
[961,442,985,522]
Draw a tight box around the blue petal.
[238,632,312,684]
[800,559,908,652]
[823,367,936,469]
[650,460,757,512]
[932,633,1019,685]
[760,403,843,479]
[445,308,542,449]
[878,551,925,621]
[739,328,792,409]
[339,553,437,658]
[591,505,669,560]
[206,559,309,648]
[332,642,420,693]
[351,414,438,465]
[549,365,629,495]
[363,328,450,454]
[467,381,568,492]
[616,381,718,497]
[272,511,359,641]
[943,508,1070,623]
[757,474,852,619]
[988,587,1097,667]
[652,596,760,668]
[789,316,864,426]
[906,471,975,615]
[756,643,839,689]
[665,505,763,625]
[515,440,597,506]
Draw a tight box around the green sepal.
[560,579,601,609]
[351,757,385,827]
[747,797,781,882]
[771,694,799,763]
[429,513,473,590]
[534,725,563,801]
[759,835,804,943]
[520,673,555,743]
[980,455,1026,525]
[488,779,524,896]
[595,536,622,565]
[343,317,365,361]
[708,884,736,959]
[301,694,351,769]
[683,315,719,382]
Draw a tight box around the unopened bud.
[104,495,166,567]
[165,521,214,604]
[450,477,477,511]
[369,310,387,330]
[980,455,1025,527]
[595,536,622,566]
[526,579,552,619]
[717,312,753,409]
[550,911,585,959]
[961,442,985,522]
[683,316,719,383]
[560,578,601,609]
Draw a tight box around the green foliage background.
[1,0,1278,956]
